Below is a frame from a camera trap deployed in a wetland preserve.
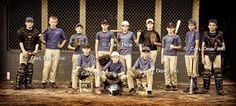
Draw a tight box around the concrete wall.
[4,50,190,83]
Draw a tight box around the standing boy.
[183,19,200,94]
[161,22,181,91]
[201,19,225,95]
[116,21,138,71]
[15,17,40,89]
[95,20,114,70]
[138,18,161,64]
[67,23,88,87]
[41,16,67,88]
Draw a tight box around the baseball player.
[161,22,181,91]
[116,21,138,71]
[95,20,114,70]
[67,23,88,88]
[201,19,225,95]
[15,17,40,89]
[127,46,154,98]
[41,16,67,88]
[138,18,161,64]
[100,51,127,94]
[68,44,101,94]
[183,19,200,94]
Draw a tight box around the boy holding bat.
[183,19,200,94]
[161,22,181,91]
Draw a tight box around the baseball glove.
[106,72,118,81]
[77,68,90,80]
[72,38,81,47]
[98,54,111,66]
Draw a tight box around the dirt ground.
[0,79,236,106]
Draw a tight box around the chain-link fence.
[48,0,80,50]
[124,0,155,51]
[7,0,197,51]
[7,0,41,50]
[161,0,193,49]
[86,0,117,50]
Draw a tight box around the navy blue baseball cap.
[25,17,34,22]
[82,44,91,49]
[188,19,197,25]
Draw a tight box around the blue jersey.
[96,31,114,51]
[43,27,67,49]
[68,33,88,54]
[117,31,136,55]
[103,61,126,74]
[184,30,200,55]
[133,57,154,71]
[162,35,181,56]
[77,53,96,69]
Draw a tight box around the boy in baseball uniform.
[67,23,88,88]
[161,22,181,91]
[41,16,67,88]
[127,46,154,98]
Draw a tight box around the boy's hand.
[170,44,174,49]
[33,50,38,54]
[161,59,164,65]
[137,30,141,36]
[154,42,158,45]
[57,43,63,49]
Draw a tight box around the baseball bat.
[172,20,181,46]
[189,57,193,95]
[175,20,181,35]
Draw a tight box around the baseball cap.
[25,17,34,22]
[142,46,150,52]
[121,21,129,26]
[82,44,91,49]
[101,19,109,25]
[167,22,175,28]
[188,19,197,25]
[146,18,154,24]
[75,23,83,28]
[111,51,120,57]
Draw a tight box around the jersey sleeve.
[156,32,161,43]
[139,32,144,44]
[17,28,24,43]
[161,36,165,48]
[132,58,140,69]
[68,35,74,45]
[60,29,67,40]
[95,32,99,40]
[103,61,111,71]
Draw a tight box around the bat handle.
[189,58,194,95]
[189,78,193,95]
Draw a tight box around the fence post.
[155,0,162,36]
[41,0,48,50]
[192,0,200,30]
[80,0,86,34]
[117,0,124,29]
